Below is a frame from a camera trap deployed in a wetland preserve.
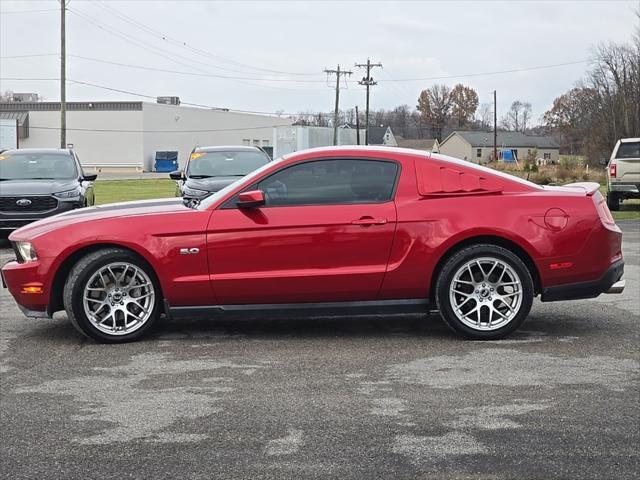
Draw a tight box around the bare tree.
[543,28,640,163]
[477,103,493,130]
[501,100,532,132]
[391,105,411,137]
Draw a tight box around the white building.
[0,101,291,171]
[439,131,560,164]
[273,125,397,157]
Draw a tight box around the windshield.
[0,152,78,180]
[197,158,280,210]
[187,150,269,177]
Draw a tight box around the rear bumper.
[541,259,624,302]
[609,182,640,195]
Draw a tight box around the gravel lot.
[1,222,638,480]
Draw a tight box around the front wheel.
[63,248,161,343]
[435,245,534,340]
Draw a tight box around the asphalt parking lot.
[1,222,638,480]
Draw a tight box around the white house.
[438,131,560,164]
[0,100,292,171]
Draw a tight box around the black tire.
[63,248,161,343]
[435,244,534,340]
[607,192,621,211]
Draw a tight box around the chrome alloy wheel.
[82,262,155,336]
[448,257,523,331]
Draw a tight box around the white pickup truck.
[606,138,640,211]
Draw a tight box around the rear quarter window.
[615,142,640,159]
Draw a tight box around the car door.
[206,158,400,304]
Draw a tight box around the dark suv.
[0,148,97,231]
[170,146,271,202]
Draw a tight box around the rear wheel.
[63,248,161,343]
[607,192,621,211]
[435,244,534,340]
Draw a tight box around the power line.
[25,123,293,134]
[92,0,317,77]
[66,7,222,77]
[0,8,58,15]
[0,77,310,116]
[1,52,588,85]
[379,60,589,82]
[68,54,331,83]
[0,53,59,59]
[68,6,321,81]
[66,7,330,92]
[66,79,308,115]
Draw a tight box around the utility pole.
[493,90,497,162]
[355,105,360,145]
[355,58,382,145]
[60,0,67,148]
[324,65,352,146]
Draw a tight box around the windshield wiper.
[188,174,213,179]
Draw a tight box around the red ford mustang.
[1,146,625,343]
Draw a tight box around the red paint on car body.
[2,147,623,316]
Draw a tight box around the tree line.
[291,83,535,143]
[543,16,639,163]
[296,12,638,160]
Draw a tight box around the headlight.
[15,241,38,262]
[54,187,82,199]
[182,186,210,197]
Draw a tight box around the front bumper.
[541,259,624,302]
[1,259,52,318]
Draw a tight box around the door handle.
[351,217,388,226]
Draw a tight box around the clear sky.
[1,0,638,123]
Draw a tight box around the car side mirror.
[237,190,265,208]
[82,173,98,181]
[598,158,608,166]
[169,170,184,181]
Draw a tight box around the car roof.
[619,138,640,143]
[194,145,265,153]
[1,148,73,156]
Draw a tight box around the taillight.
[610,162,617,178]
[594,193,615,226]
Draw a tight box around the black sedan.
[170,146,271,203]
[0,148,97,231]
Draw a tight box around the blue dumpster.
[154,151,179,172]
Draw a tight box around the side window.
[257,159,399,207]
[74,153,84,178]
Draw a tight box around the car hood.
[185,176,242,192]
[10,197,188,240]
[0,179,78,195]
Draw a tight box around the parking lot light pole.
[493,90,497,162]
[60,0,67,149]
